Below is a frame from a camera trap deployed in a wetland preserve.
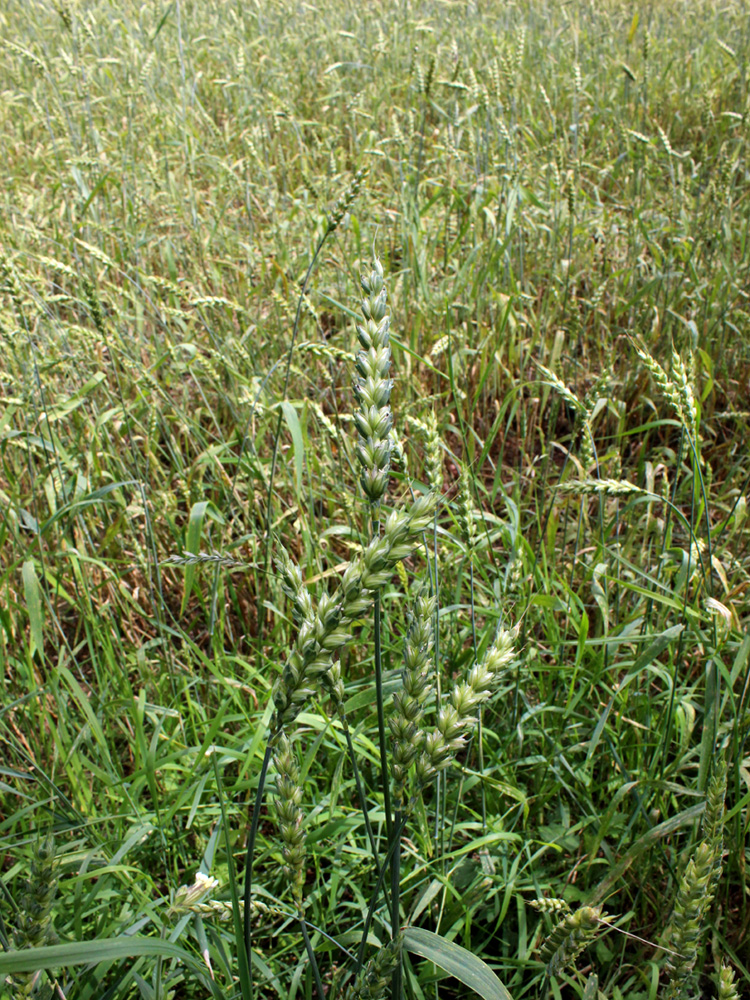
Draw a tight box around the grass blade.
[403,927,515,1000]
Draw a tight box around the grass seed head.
[354,256,393,505]
[343,934,403,999]
[718,962,741,1000]
[391,596,436,798]
[664,841,717,998]
[540,905,604,978]
[416,626,515,785]
[273,734,307,905]
[11,834,58,996]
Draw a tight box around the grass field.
[1,0,749,998]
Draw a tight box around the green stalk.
[213,756,252,1000]
[300,916,326,1000]
[356,812,410,973]
[243,741,274,999]
[372,514,393,846]
[391,807,403,1000]
[432,508,444,865]
[341,713,383,870]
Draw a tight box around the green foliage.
[1,0,749,998]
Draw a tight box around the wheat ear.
[540,904,605,978]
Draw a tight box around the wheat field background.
[1,1,749,998]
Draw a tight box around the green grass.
[1,0,749,998]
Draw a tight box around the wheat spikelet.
[429,334,450,360]
[664,842,717,999]
[162,551,244,568]
[273,735,307,906]
[490,58,501,101]
[530,897,571,914]
[75,238,117,271]
[717,962,741,1000]
[540,904,604,978]
[657,123,675,157]
[298,340,350,365]
[556,479,644,498]
[408,413,443,491]
[328,167,367,233]
[702,759,728,894]
[168,872,277,922]
[717,39,736,61]
[467,67,480,104]
[308,400,339,442]
[514,26,526,74]
[343,935,403,999]
[271,491,437,732]
[1,38,48,74]
[536,362,584,414]
[390,596,435,802]
[627,128,651,146]
[353,257,393,504]
[415,56,426,96]
[671,347,699,442]
[415,626,515,785]
[424,412,442,492]
[424,53,435,99]
[35,255,79,280]
[139,51,156,87]
[190,294,244,313]
[10,835,57,996]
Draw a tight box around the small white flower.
[195,872,219,891]
[169,872,221,914]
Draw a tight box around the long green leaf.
[589,802,705,904]
[0,937,220,999]
[22,560,44,657]
[403,927,515,1000]
[181,500,224,615]
[280,399,304,495]
[622,624,684,686]
[182,500,209,616]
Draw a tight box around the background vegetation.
[1,0,749,998]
